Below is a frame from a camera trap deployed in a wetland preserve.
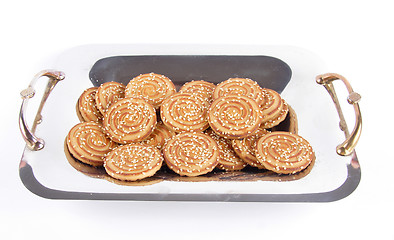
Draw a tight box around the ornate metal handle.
[316,73,362,156]
[19,70,65,151]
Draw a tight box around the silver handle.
[19,70,65,151]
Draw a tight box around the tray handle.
[316,73,362,156]
[19,70,65,151]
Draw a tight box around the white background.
[1,0,393,239]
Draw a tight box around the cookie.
[103,97,157,144]
[160,93,210,133]
[206,129,247,171]
[66,121,117,166]
[141,122,176,149]
[259,88,288,129]
[207,95,263,139]
[255,131,315,174]
[76,87,103,122]
[179,80,216,104]
[231,128,270,169]
[212,78,265,106]
[104,143,164,181]
[270,104,298,134]
[260,100,289,129]
[95,82,126,115]
[163,132,219,176]
[125,72,177,109]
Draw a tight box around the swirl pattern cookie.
[260,100,289,129]
[95,82,126,115]
[141,122,176,149]
[255,131,315,174]
[179,80,216,104]
[161,93,209,132]
[206,129,247,171]
[208,95,263,139]
[125,73,177,109]
[163,132,219,176]
[104,143,164,181]
[259,88,288,129]
[76,87,103,122]
[231,128,270,169]
[103,98,157,144]
[66,121,117,166]
[212,78,265,106]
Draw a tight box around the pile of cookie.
[66,73,315,182]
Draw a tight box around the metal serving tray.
[18,45,362,202]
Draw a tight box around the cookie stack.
[66,73,315,182]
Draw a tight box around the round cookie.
[76,87,103,122]
[259,88,288,129]
[163,132,219,177]
[95,82,126,115]
[66,121,117,166]
[104,143,164,181]
[206,129,247,171]
[141,122,176,149]
[260,100,289,129]
[212,78,265,106]
[231,128,270,169]
[125,72,177,109]
[103,97,157,144]
[179,80,216,104]
[161,92,210,133]
[207,95,263,139]
[255,131,315,174]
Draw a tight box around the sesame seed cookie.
[125,72,177,109]
[76,87,103,122]
[231,128,270,169]
[212,78,265,106]
[141,122,176,150]
[179,80,216,104]
[260,100,289,129]
[163,132,219,177]
[95,82,126,115]
[161,93,210,133]
[206,129,247,171]
[66,121,118,166]
[259,89,288,129]
[103,97,157,144]
[255,131,315,174]
[207,95,263,139]
[104,143,164,181]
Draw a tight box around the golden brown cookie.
[95,82,126,115]
[160,93,209,133]
[104,143,164,181]
[255,131,315,174]
[206,129,247,171]
[231,128,270,169]
[163,132,219,176]
[125,72,177,109]
[270,104,298,134]
[259,88,288,129]
[260,100,289,129]
[207,95,263,139]
[103,97,157,144]
[76,87,103,122]
[141,122,176,149]
[212,78,265,106]
[66,121,117,166]
[179,80,216,104]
